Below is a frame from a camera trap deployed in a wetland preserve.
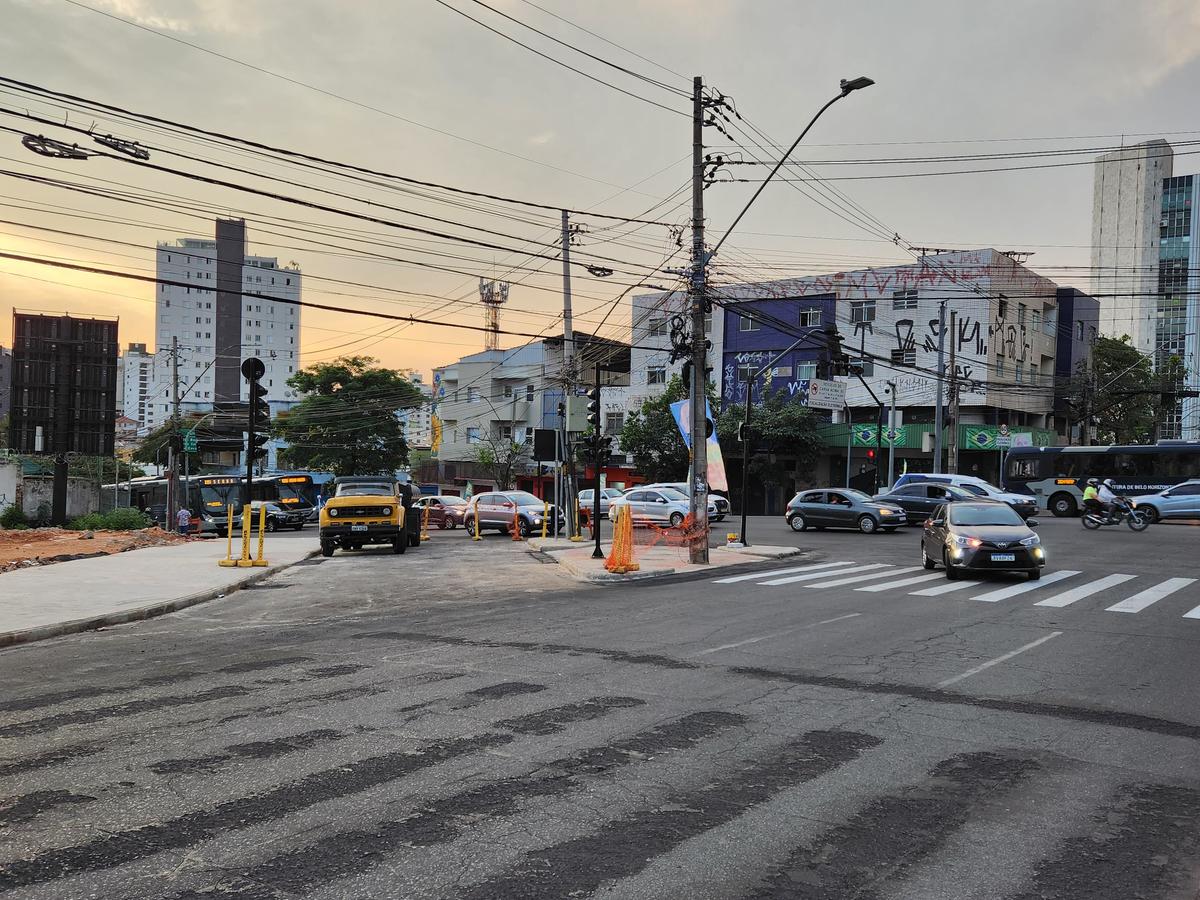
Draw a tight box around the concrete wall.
[0,461,18,514]
[20,476,99,520]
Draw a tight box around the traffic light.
[248,430,270,462]
[586,387,600,430]
[241,357,270,466]
[249,380,270,429]
[866,449,876,462]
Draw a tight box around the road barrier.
[541,500,549,539]
[471,500,481,542]
[511,501,523,541]
[604,504,639,574]
[219,504,269,568]
[218,504,236,567]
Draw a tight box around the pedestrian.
[176,505,192,536]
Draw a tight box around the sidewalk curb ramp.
[0,550,319,650]
[526,541,801,583]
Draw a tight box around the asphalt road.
[1,516,1198,899]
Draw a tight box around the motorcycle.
[1081,498,1149,532]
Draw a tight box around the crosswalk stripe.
[1106,577,1197,613]
[910,579,978,596]
[970,570,1081,603]
[1184,605,1200,620]
[1033,573,1137,608]
[856,572,944,592]
[760,563,891,587]
[712,561,854,584]
[806,567,923,589]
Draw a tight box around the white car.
[578,488,625,520]
[892,474,1039,519]
[610,487,717,527]
[639,482,731,522]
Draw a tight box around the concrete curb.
[0,550,319,650]
[532,542,803,583]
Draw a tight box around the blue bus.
[1002,441,1200,517]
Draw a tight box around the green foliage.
[68,508,151,531]
[716,389,825,491]
[275,356,423,476]
[132,421,203,470]
[473,438,531,491]
[618,375,692,484]
[0,505,28,529]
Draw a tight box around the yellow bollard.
[471,500,481,541]
[252,503,269,567]
[236,505,254,567]
[218,503,237,566]
[541,500,548,539]
[420,502,431,541]
[570,497,583,542]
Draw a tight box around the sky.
[2,0,1199,381]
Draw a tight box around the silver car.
[578,488,625,520]
[1130,480,1200,523]
[611,487,717,527]
[641,482,730,522]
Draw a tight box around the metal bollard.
[218,503,237,567]
[471,500,481,541]
[252,503,269,567]
[236,506,254,567]
[541,500,548,539]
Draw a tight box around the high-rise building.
[398,373,434,450]
[8,312,118,456]
[117,342,156,433]
[1091,140,1199,439]
[0,344,11,423]
[146,220,302,433]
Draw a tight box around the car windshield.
[335,484,394,497]
[948,504,1023,526]
[843,489,872,502]
[509,491,543,505]
[658,488,688,501]
[441,497,467,506]
[603,489,624,498]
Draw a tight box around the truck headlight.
[328,508,338,517]
[380,506,392,516]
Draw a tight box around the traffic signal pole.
[588,363,604,559]
[242,357,269,508]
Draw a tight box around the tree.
[133,420,204,472]
[474,432,531,491]
[619,375,691,484]
[716,389,824,501]
[275,356,424,475]
[1062,335,1183,444]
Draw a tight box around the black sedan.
[921,501,1045,580]
[875,483,1000,524]
[786,488,907,534]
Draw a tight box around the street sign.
[802,379,847,411]
[183,429,198,453]
[996,434,1014,449]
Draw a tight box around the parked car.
[609,487,717,527]
[874,483,1001,524]
[921,500,1044,580]
[250,500,307,532]
[578,488,626,520]
[640,482,731,521]
[1129,480,1200,523]
[785,488,907,534]
[413,495,469,529]
[466,491,562,537]
[891,473,1039,519]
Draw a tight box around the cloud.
[527,130,555,146]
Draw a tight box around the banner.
[430,415,442,454]
[668,399,729,492]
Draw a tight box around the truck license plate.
[991,552,1015,562]
[351,524,368,532]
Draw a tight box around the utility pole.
[947,311,959,474]
[561,210,575,380]
[886,380,897,489]
[933,301,946,473]
[688,75,710,565]
[167,335,180,530]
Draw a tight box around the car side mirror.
[655,498,667,504]
[930,518,944,526]
[1027,519,1039,528]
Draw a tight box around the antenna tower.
[479,278,509,351]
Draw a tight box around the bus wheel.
[1049,493,1077,518]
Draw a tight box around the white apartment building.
[144,235,302,431]
[399,373,434,450]
[627,289,724,411]
[117,342,157,434]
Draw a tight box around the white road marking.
[1106,577,1197,613]
[1184,605,1200,620]
[695,612,862,655]
[760,563,891,586]
[936,632,1064,688]
[805,566,923,589]
[712,561,854,584]
[970,570,1080,603]
[910,579,978,596]
[856,572,944,592]
[1033,573,1137,608]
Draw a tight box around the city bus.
[115,474,318,531]
[1002,442,1200,517]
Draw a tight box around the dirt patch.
[0,527,189,573]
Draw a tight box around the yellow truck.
[319,476,419,557]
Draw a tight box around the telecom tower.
[479,278,509,351]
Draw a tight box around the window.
[851,357,874,377]
[648,318,668,337]
[1032,309,1042,331]
[1016,366,1023,384]
[466,427,480,444]
[1029,365,1037,384]
[467,387,480,403]
[850,300,876,324]
[997,359,1006,377]
[998,297,1009,319]
[892,290,918,310]
[604,412,623,434]
[647,366,667,385]
[891,348,916,366]
[798,307,821,327]
[498,424,513,441]
[1077,321,1085,340]
[772,366,792,378]
[1017,304,1027,326]
[796,362,817,381]
[738,315,760,332]
[737,364,755,383]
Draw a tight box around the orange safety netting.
[626,510,710,564]
[603,504,639,573]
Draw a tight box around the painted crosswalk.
[713,560,1200,619]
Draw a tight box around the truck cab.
[319,477,410,557]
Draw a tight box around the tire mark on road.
[148,729,346,776]
[0,789,95,827]
[0,741,104,778]
[159,711,748,898]
[494,697,645,735]
[746,751,1041,899]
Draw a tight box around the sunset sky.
[3,0,1199,379]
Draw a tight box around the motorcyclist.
[1082,479,1102,516]
[1097,478,1122,523]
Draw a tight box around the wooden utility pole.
[687,75,710,564]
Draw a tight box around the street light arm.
[709,90,847,261]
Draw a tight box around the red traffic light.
[866,449,876,460]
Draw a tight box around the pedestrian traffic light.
[586,387,600,430]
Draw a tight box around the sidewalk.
[0,536,314,648]
[526,537,801,582]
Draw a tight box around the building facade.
[1091,139,1199,439]
[0,344,11,423]
[628,288,723,413]
[117,342,156,433]
[398,373,434,450]
[8,312,119,457]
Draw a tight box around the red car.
[413,495,469,529]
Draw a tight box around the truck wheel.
[409,528,421,547]
[393,536,406,554]
[321,543,334,558]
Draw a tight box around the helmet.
[1103,478,1114,487]
[1087,478,1098,486]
